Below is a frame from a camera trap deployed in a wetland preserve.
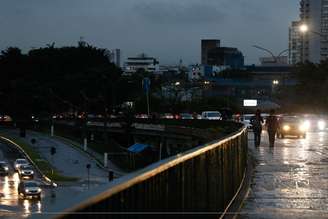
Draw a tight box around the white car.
[18,181,41,199]
[14,159,29,171]
[241,114,254,129]
[201,111,222,120]
[301,114,327,132]
[18,165,34,179]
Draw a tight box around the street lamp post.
[299,24,328,39]
[252,45,289,64]
[299,24,328,62]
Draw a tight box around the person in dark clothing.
[251,109,264,147]
[266,109,279,147]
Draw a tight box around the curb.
[0,135,56,188]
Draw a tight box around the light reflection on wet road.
[239,131,328,219]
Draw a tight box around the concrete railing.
[53,126,248,219]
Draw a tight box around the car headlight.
[37,188,42,193]
[30,171,34,174]
[303,120,311,130]
[4,167,9,171]
[25,189,30,193]
[318,120,326,130]
[283,125,290,131]
[15,164,19,168]
[299,124,306,132]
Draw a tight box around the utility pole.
[81,91,89,151]
[142,77,151,116]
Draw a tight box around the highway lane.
[0,141,108,219]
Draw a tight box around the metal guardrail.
[55,126,248,219]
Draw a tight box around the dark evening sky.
[1,0,299,65]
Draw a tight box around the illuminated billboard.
[243,99,257,107]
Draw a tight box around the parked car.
[18,165,34,179]
[201,111,222,120]
[277,116,307,139]
[18,181,41,199]
[14,159,29,171]
[0,161,9,176]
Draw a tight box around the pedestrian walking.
[251,109,264,147]
[266,109,279,147]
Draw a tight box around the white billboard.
[243,99,258,107]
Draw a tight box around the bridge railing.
[55,126,248,219]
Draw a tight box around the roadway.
[239,130,328,218]
[0,140,109,219]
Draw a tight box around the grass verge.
[0,133,79,182]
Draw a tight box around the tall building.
[201,40,220,65]
[300,0,328,63]
[201,39,244,68]
[207,47,244,68]
[108,49,121,67]
[289,21,302,64]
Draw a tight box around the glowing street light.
[299,23,328,39]
[175,81,181,86]
[299,24,309,33]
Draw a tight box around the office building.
[124,53,160,75]
[201,39,244,68]
[260,56,289,67]
[207,47,244,68]
[289,21,302,64]
[201,40,221,65]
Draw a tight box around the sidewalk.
[239,132,328,218]
[53,135,126,176]
[1,129,126,184]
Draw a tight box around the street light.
[299,24,309,33]
[252,45,289,64]
[299,23,328,39]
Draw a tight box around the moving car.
[161,113,174,119]
[18,165,34,179]
[301,114,327,132]
[201,111,222,120]
[0,161,9,176]
[18,181,41,199]
[179,113,194,120]
[277,116,307,139]
[14,159,29,171]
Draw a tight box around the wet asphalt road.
[0,141,108,219]
[239,130,328,219]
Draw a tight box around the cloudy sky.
[1,0,299,65]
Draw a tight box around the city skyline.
[1,0,299,65]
